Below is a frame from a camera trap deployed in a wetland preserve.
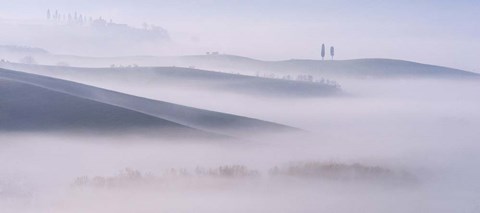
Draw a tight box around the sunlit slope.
[0,68,297,136]
[0,63,341,97]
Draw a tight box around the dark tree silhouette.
[321,44,326,60]
[330,46,335,60]
[47,9,51,20]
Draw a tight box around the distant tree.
[54,10,58,20]
[330,46,335,60]
[47,9,51,20]
[321,44,326,60]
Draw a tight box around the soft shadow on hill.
[0,68,299,138]
[0,63,342,98]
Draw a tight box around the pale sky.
[1,0,479,72]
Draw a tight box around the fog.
[1,1,480,212]
[1,75,480,212]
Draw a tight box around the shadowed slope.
[0,78,212,138]
[0,69,298,137]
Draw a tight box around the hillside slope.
[0,63,341,97]
[5,53,477,79]
[163,55,479,79]
[274,58,480,79]
[0,78,210,138]
[0,68,297,137]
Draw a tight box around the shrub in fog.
[73,168,146,188]
[72,165,259,189]
[195,165,259,178]
[71,163,415,190]
[269,162,417,184]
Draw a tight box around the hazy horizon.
[1,0,479,72]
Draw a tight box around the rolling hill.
[0,68,297,137]
[0,78,207,136]
[272,58,480,79]
[0,63,341,97]
[158,55,480,79]
[3,49,477,79]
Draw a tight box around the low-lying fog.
[1,77,480,213]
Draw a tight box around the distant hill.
[273,58,480,79]
[0,68,297,137]
[2,44,477,79]
[0,63,341,97]
[6,53,477,79]
[160,55,480,79]
[0,19,170,58]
